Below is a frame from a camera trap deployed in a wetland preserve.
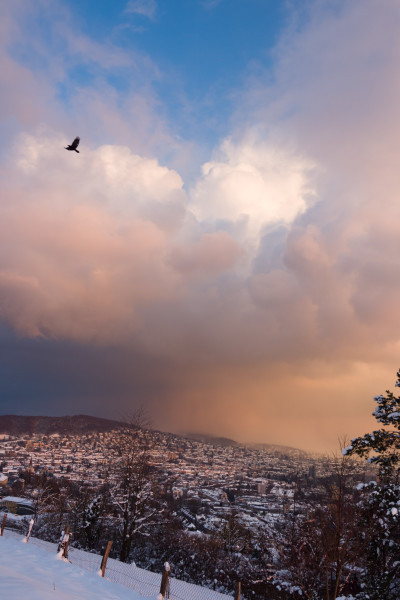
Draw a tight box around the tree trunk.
[119,531,132,563]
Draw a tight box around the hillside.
[183,432,241,447]
[0,535,149,600]
[0,414,306,455]
[0,414,125,436]
[0,532,232,600]
[184,432,305,455]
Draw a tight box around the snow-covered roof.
[1,496,34,506]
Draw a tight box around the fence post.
[233,581,241,600]
[62,526,70,559]
[159,562,170,599]
[0,513,7,536]
[24,518,34,543]
[57,526,70,559]
[100,541,113,577]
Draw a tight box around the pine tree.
[344,370,400,600]
[344,368,400,482]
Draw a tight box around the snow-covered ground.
[0,532,233,600]
[0,535,150,600]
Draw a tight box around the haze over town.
[1,0,400,452]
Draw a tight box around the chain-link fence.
[1,526,235,600]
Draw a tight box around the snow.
[1,495,34,505]
[0,532,233,600]
[0,535,156,600]
[0,512,28,521]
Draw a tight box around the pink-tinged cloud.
[170,231,245,280]
[0,132,247,346]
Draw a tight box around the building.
[0,496,35,516]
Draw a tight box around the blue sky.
[5,0,288,168]
[65,0,285,127]
[1,0,400,452]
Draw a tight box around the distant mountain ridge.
[0,414,125,435]
[249,442,307,456]
[183,432,241,447]
[183,432,305,455]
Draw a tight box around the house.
[0,496,35,516]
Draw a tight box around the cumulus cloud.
[0,130,251,346]
[1,126,319,367]
[170,231,244,281]
[190,135,316,242]
[0,132,184,342]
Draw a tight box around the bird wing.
[71,137,80,149]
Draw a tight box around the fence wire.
[1,526,234,600]
[170,577,235,600]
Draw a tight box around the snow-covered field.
[0,535,150,600]
[0,532,233,600]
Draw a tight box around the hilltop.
[0,414,125,436]
[183,432,241,447]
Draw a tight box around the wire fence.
[1,525,234,600]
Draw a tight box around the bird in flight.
[65,136,80,153]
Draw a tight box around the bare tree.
[111,412,163,563]
[219,509,252,555]
[273,444,363,600]
[25,472,61,522]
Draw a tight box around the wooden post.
[57,526,70,559]
[100,541,113,577]
[234,581,241,600]
[24,518,34,543]
[159,562,170,599]
[62,526,70,559]
[57,529,65,552]
[0,513,7,536]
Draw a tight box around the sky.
[1,0,400,453]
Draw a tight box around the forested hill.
[0,414,125,435]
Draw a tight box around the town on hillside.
[0,420,377,599]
